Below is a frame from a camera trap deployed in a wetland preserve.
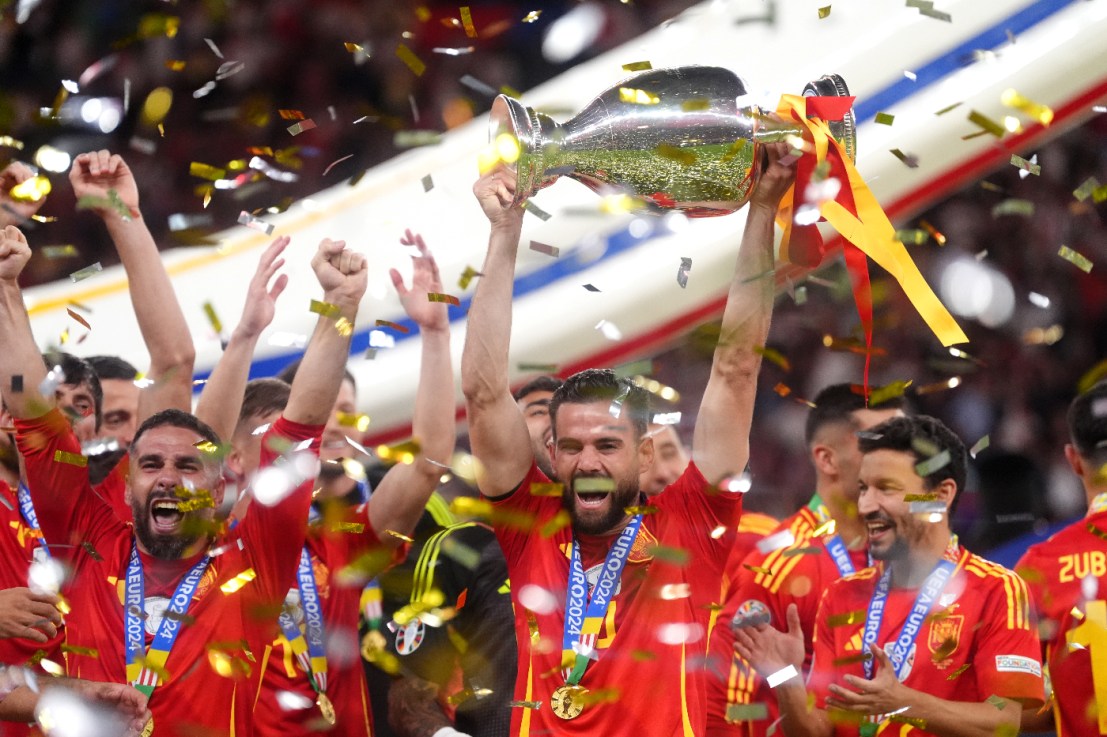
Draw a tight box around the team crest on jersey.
[927,614,963,669]
[395,618,425,655]
[730,600,771,630]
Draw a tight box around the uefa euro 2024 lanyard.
[276,546,337,724]
[809,494,870,577]
[17,482,50,558]
[124,542,210,735]
[860,539,960,681]
[553,514,643,720]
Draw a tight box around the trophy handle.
[489,95,545,205]
[803,74,857,162]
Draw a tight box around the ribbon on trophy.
[773,94,968,393]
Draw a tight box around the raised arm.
[367,232,454,544]
[68,151,195,422]
[284,238,366,426]
[692,143,795,483]
[460,170,534,497]
[194,237,289,440]
[0,225,49,419]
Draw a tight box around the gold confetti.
[220,569,256,594]
[648,544,690,565]
[986,695,1008,710]
[421,174,433,192]
[622,61,653,72]
[523,200,551,221]
[81,541,103,561]
[287,119,316,136]
[394,131,442,148]
[331,521,365,534]
[874,112,894,125]
[915,450,951,477]
[817,6,832,18]
[374,320,409,334]
[991,199,1034,217]
[726,703,769,722]
[460,6,477,37]
[518,362,558,373]
[967,110,1005,137]
[530,483,564,497]
[947,663,971,680]
[428,292,460,306]
[869,380,912,406]
[335,317,353,337]
[1074,177,1101,202]
[521,10,542,23]
[827,610,866,627]
[624,505,660,515]
[165,60,186,71]
[61,644,99,657]
[458,265,482,290]
[1058,245,1093,273]
[202,301,223,335]
[9,175,51,203]
[396,44,426,76]
[934,101,962,116]
[895,229,928,245]
[539,510,571,537]
[189,162,226,181]
[509,700,542,709]
[754,346,791,372]
[1010,154,1040,176]
[832,652,872,666]
[384,530,414,543]
[904,493,939,502]
[69,262,103,283]
[619,87,660,105]
[0,136,24,149]
[42,245,79,259]
[310,300,341,318]
[54,450,87,467]
[344,42,366,54]
[889,149,919,168]
[529,241,560,258]
[278,109,305,120]
[681,99,710,112]
[1001,89,1053,126]
[237,211,274,235]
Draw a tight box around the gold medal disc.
[141,717,154,737]
[317,693,337,726]
[550,685,585,720]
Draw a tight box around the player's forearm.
[0,685,37,723]
[891,690,1022,737]
[194,326,262,442]
[0,280,50,418]
[284,295,356,427]
[776,681,834,737]
[691,203,775,481]
[412,326,455,471]
[460,222,521,407]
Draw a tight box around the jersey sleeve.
[655,461,743,575]
[971,571,1046,706]
[486,463,562,560]
[14,407,124,550]
[237,415,323,606]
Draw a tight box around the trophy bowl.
[488,65,856,217]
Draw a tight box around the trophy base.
[803,74,857,163]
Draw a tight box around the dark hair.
[549,368,649,440]
[858,415,968,511]
[236,378,291,434]
[43,352,103,431]
[277,357,356,392]
[132,409,221,454]
[1068,381,1107,463]
[85,355,139,381]
[804,383,905,446]
[513,375,563,402]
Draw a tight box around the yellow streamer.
[774,95,967,347]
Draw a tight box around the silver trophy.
[489,65,856,217]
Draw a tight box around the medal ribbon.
[808,495,868,577]
[562,515,643,686]
[17,483,50,558]
[124,543,211,695]
[277,546,329,694]
[860,540,961,681]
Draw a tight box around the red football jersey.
[492,461,741,737]
[252,507,402,737]
[0,481,62,737]
[15,409,319,737]
[93,455,134,523]
[706,501,868,737]
[1016,505,1107,737]
[810,544,1044,737]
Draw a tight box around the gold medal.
[550,685,585,720]
[140,717,154,737]
[317,693,337,726]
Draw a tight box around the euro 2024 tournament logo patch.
[395,618,426,655]
[730,600,772,631]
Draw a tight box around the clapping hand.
[391,230,448,332]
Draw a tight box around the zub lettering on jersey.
[1058,551,1107,582]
